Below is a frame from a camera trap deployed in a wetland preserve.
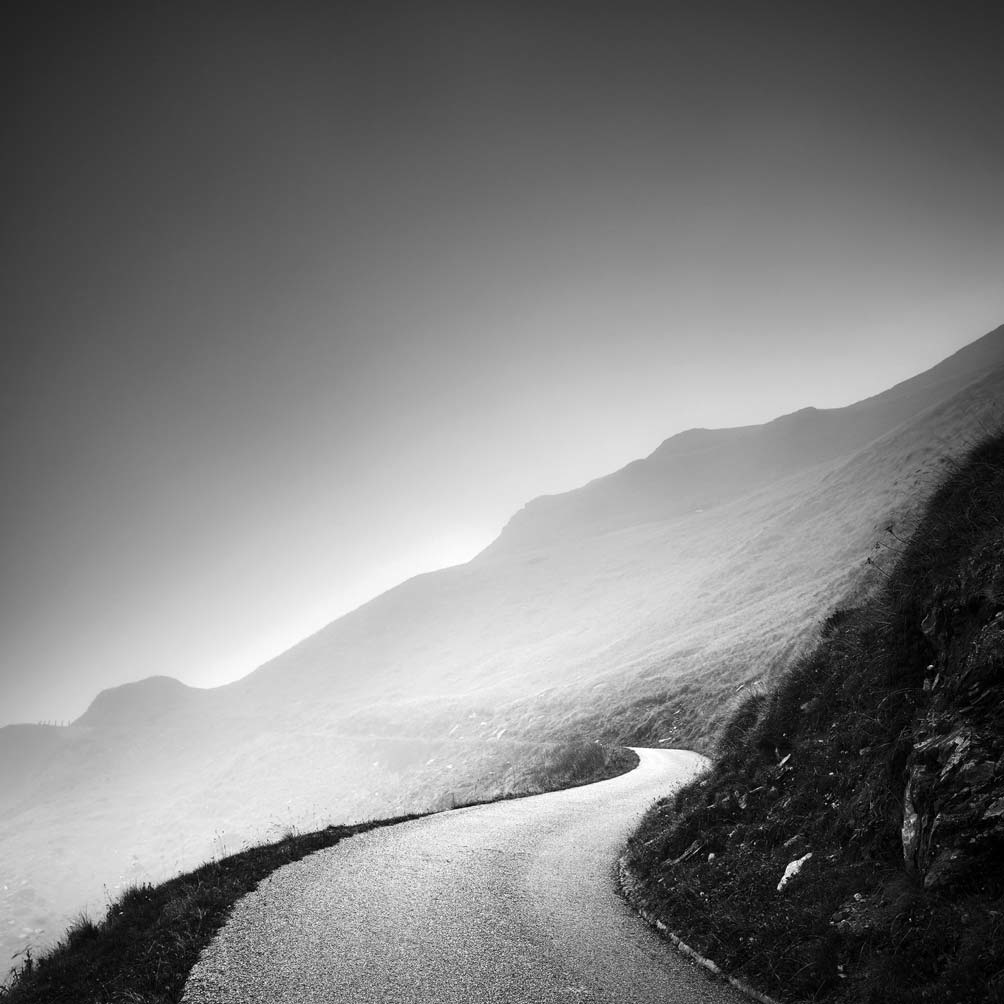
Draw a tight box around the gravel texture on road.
[183,748,745,1003]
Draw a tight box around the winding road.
[183,748,745,1003]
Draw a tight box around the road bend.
[183,747,745,1004]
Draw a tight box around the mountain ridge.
[4,321,1003,973]
[488,325,1004,553]
[64,324,1004,728]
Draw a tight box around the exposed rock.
[777,851,812,892]
[901,604,1004,889]
[901,782,921,870]
[923,848,968,890]
[983,796,1004,820]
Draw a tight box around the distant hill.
[1,322,1002,972]
[74,675,203,728]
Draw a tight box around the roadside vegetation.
[1,741,633,1003]
[0,818,418,1004]
[625,431,1004,1003]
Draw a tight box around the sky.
[3,1,1003,726]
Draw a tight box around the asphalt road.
[183,748,746,1004]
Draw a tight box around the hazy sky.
[3,2,1003,725]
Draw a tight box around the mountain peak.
[74,675,198,728]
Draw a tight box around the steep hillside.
[493,326,1004,553]
[624,431,1004,1003]
[1,324,1002,973]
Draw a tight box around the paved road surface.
[183,748,745,1003]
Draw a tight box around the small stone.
[983,797,1004,820]
[777,852,812,892]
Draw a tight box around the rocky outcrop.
[902,604,1004,889]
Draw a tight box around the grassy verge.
[624,431,1004,1003]
[0,817,417,1004]
[2,742,636,1003]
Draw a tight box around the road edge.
[617,856,785,1004]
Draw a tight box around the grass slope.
[625,432,1004,1003]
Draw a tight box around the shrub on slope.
[625,431,1004,1003]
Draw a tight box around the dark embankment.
[0,742,635,1003]
[625,431,1004,1003]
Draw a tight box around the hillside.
[624,431,1004,1003]
[491,326,1004,553]
[1,323,1002,972]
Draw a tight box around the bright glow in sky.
[3,3,1003,724]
